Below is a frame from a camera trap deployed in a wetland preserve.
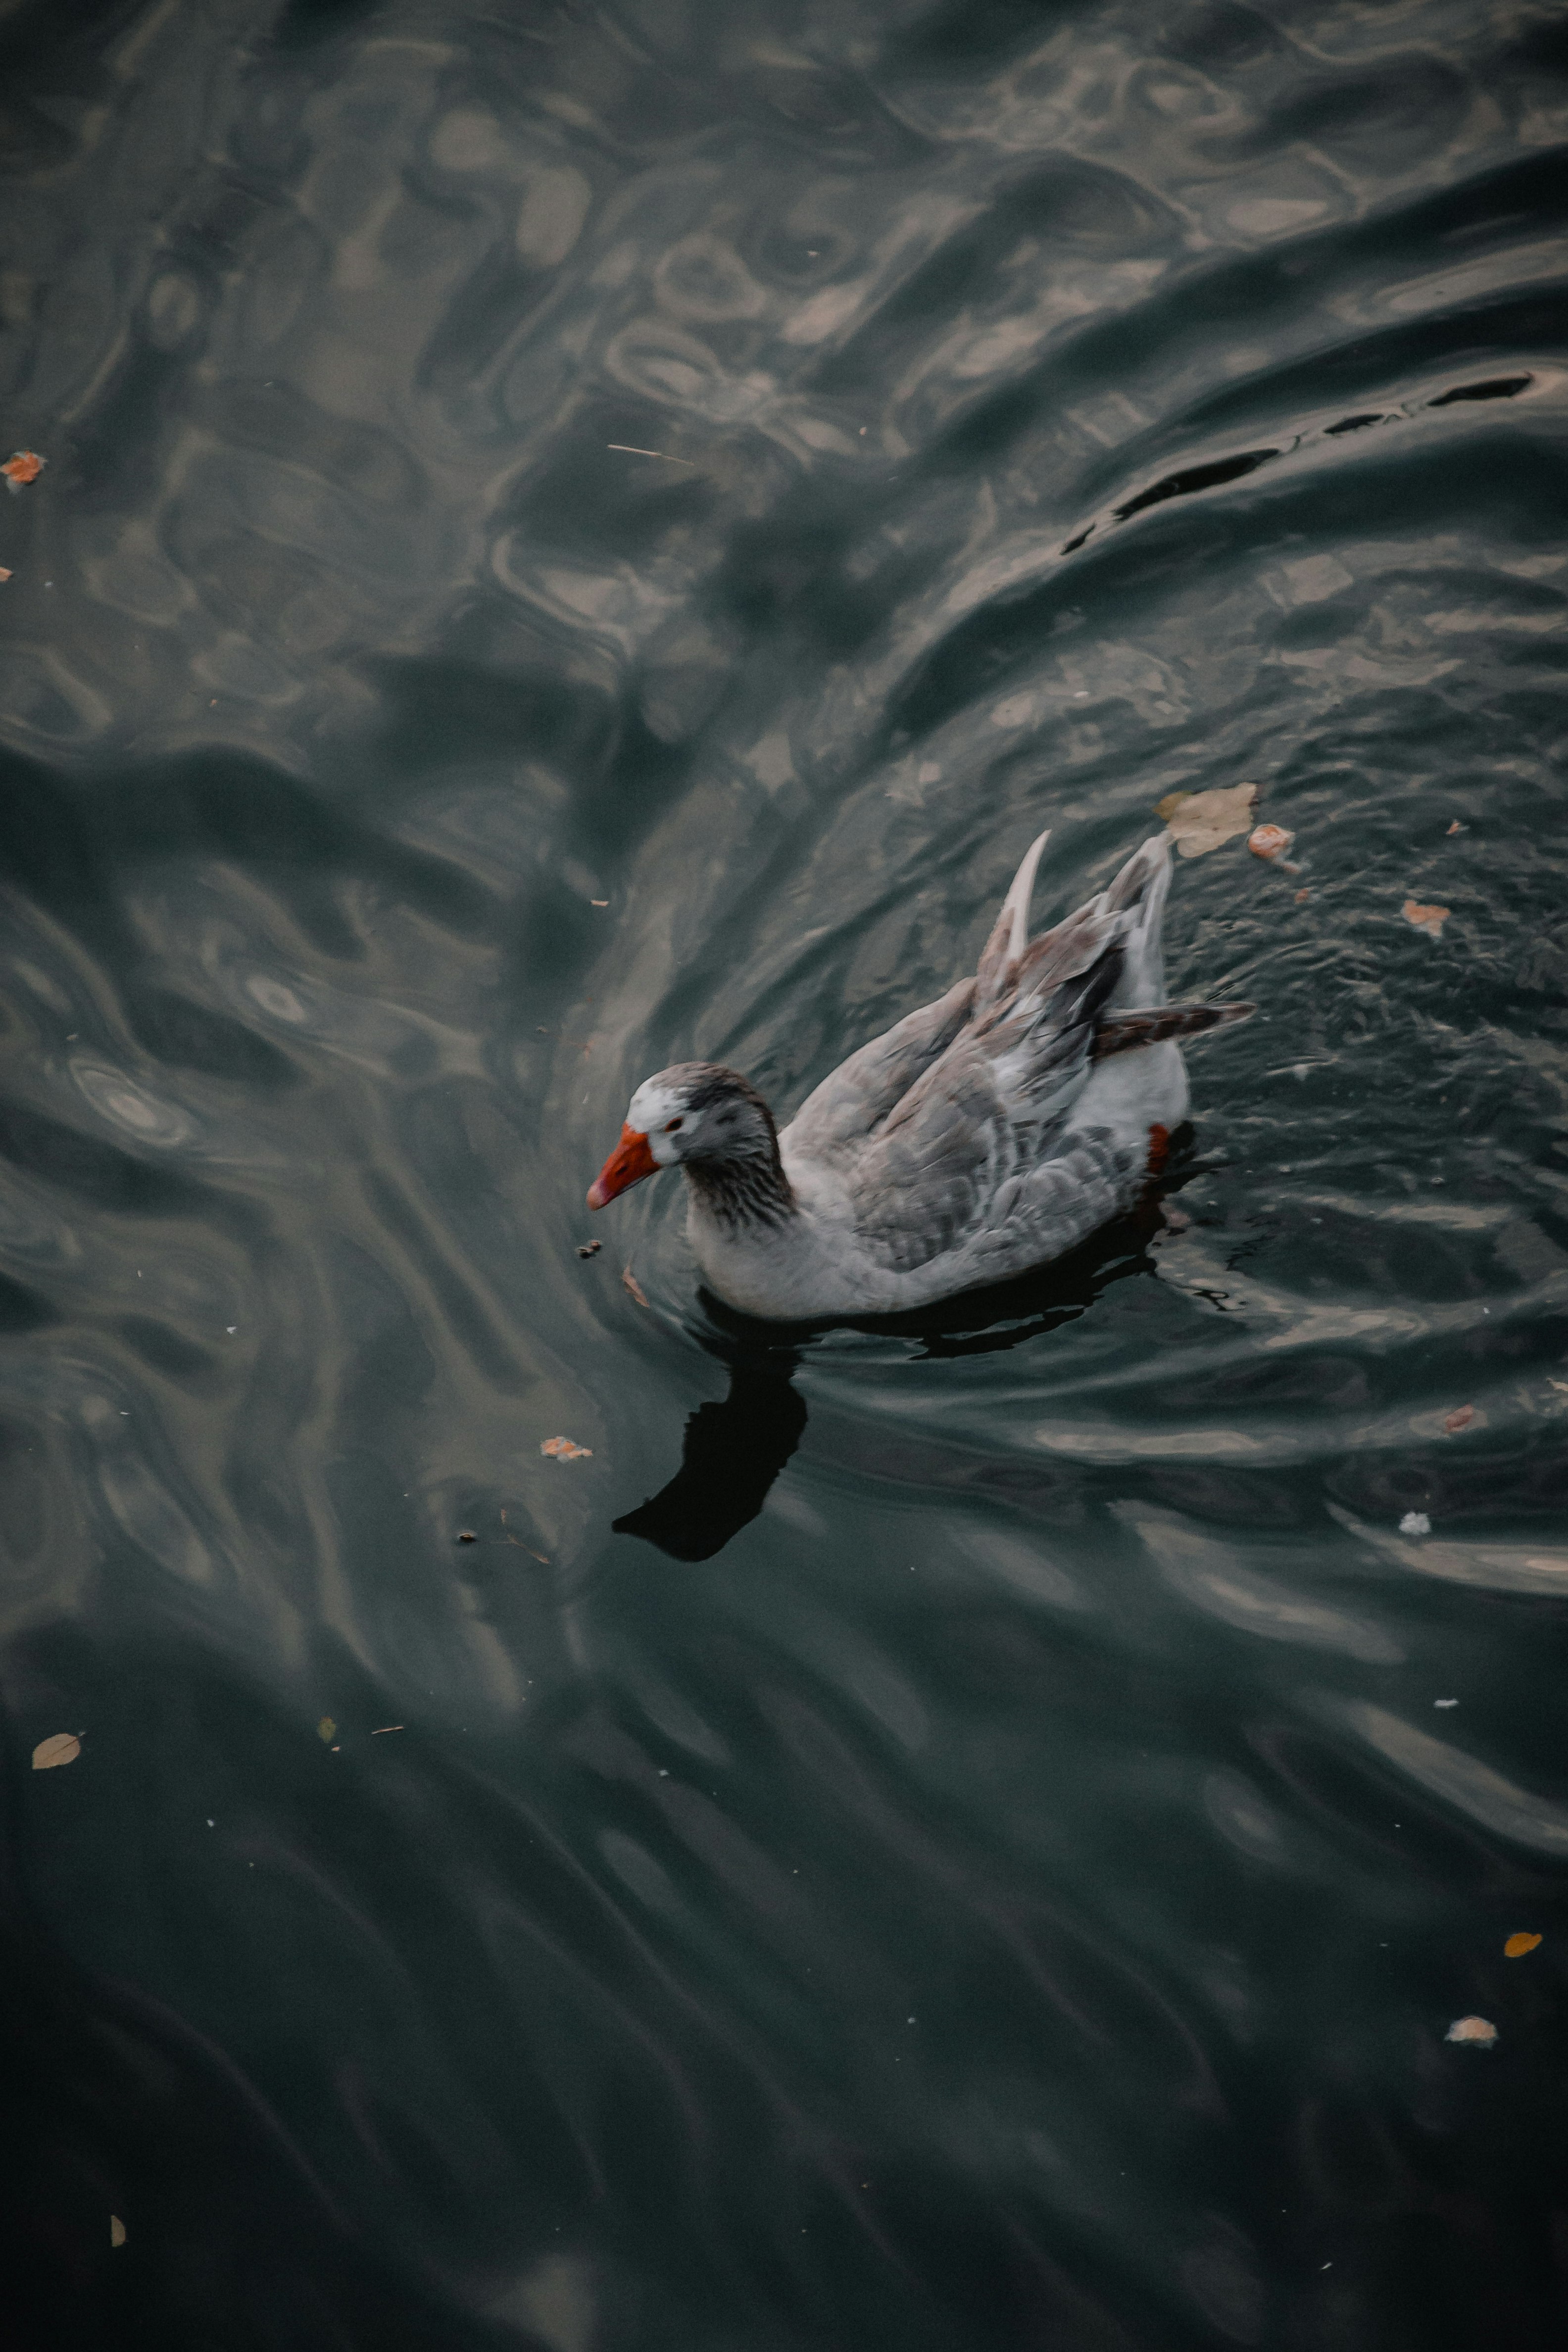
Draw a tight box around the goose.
[587,830,1251,1321]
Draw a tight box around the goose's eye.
[664,1117,684,1133]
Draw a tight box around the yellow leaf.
[32,1732,81,1770]
[316,1716,336,1743]
[1160,782,1258,859]
[110,2215,126,2248]
[1504,1931,1542,1959]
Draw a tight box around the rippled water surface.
[5,2,1568,2345]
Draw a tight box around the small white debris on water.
[1434,1698,1458,1709]
[1399,1512,1431,1535]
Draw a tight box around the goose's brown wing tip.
[1091,1000,1255,1061]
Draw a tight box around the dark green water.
[4,2,1568,2345]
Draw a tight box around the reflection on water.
[3,0,1568,2344]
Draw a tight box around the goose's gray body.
[596,831,1250,1322]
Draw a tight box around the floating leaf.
[2,448,44,489]
[1444,1404,1475,1433]
[1402,898,1450,937]
[0,565,10,581]
[1444,2014,1497,2046]
[1446,820,1464,835]
[541,1436,592,1462]
[1504,1931,1542,1959]
[1160,782,1258,859]
[1248,822,1294,863]
[32,1732,80,1770]
[316,1715,336,1743]
[622,1266,650,1308]
[110,2215,126,2248]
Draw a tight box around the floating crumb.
[1444,1404,1475,1433]
[316,1715,337,1742]
[370,1725,404,1736]
[1402,898,1450,937]
[577,1240,602,1259]
[31,1731,81,1770]
[2,449,44,490]
[0,566,10,581]
[590,898,608,907]
[1293,886,1310,902]
[1446,820,1464,835]
[622,1266,650,1308]
[1445,2015,1497,2047]
[1433,1698,1458,1708]
[456,1530,477,1543]
[110,2216,126,2249]
[1399,1511,1431,1536]
[1504,1931,1542,1959]
[541,1436,592,1461]
[1248,822,1294,863]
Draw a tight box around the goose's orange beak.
[587,1124,657,1210]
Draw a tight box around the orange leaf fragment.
[1248,822,1294,862]
[32,1731,81,1770]
[0,566,11,581]
[1504,1931,1542,1959]
[1402,898,1450,937]
[621,1266,650,1308]
[1444,1404,1475,1433]
[1446,820,1464,835]
[1444,2014,1497,2046]
[2,449,44,488]
[541,1435,592,1462]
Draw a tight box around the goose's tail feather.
[975,829,1049,1011]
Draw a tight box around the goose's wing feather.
[832,1032,1013,1274]
[786,975,976,1156]
[835,901,1142,1275]
[790,833,1181,1281]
